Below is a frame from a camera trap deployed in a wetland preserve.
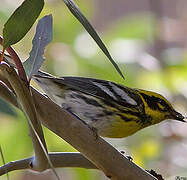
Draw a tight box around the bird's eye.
[158,99,163,104]
[156,98,171,112]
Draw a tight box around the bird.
[33,70,186,138]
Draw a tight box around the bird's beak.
[170,110,186,123]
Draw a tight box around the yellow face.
[138,90,179,124]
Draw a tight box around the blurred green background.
[0,0,187,179]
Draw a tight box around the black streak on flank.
[117,113,132,122]
[103,110,114,116]
[74,94,103,108]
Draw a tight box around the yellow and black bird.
[33,71,186,138]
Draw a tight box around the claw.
[88,126,98,140]
[120,151,133,161]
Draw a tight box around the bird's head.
[139,90,186,125]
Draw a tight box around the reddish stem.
[0,36,28,83]
[0,48,5,62]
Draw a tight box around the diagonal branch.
[0,82,18,108]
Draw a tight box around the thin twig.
[0,152,96,176]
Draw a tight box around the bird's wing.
[53,76,142,108]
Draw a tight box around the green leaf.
[3,0,44,48]
[24,15,53,80]
[63,0,125,80]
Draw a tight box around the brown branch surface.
[0,82,18,108]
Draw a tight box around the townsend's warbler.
[33,71,186,138]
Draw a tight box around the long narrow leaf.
[24,15,53,80]
[3,0,44,48]
[63,0,125,79]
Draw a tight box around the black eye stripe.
[140,93,171,112]
[140,93,157,110]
